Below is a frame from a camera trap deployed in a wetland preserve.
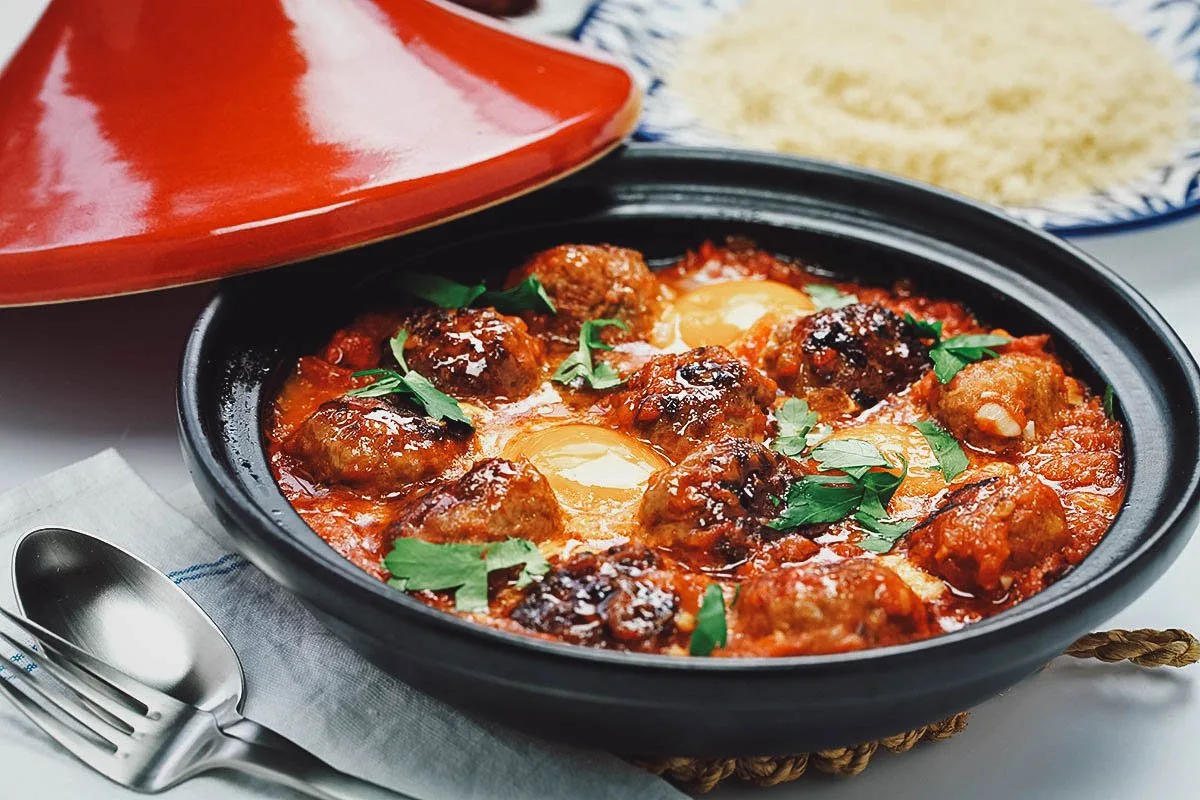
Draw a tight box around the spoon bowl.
[12,527,245,722]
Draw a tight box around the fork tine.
[0,628,137,748]
[0,624,141,733]
[0,606,171,714]
[0,666,122,776]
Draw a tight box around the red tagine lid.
[0,0,639,306]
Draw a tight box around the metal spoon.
[11,526,412,799]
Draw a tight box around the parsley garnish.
[855,514,917,553]
[405,273,556,315]
[853,467,906,518]
[771,398,819,457]
[407,274,487,309]
[805,284,858,309]
[689,584,728,656]
[552,318,629,390]
[853,462,916,552]
[804,423,834,449]
[811,438,891,479]
[1103,384,1116,419]
[769,439,915,553]
[484,276,557,315]
[347,331,473,428]
[768,474,865,529]
[904,312,944,341]
[384,537,549,613]
[929,333,1011,383]
[912,420,968,481]
[904,313,1010,383]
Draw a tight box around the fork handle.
[213,718,418,800]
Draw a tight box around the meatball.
[734,560,930,655]
[611,346,777,460]
[1028,402,1124,492]
[930,351,1069,452]
[390,307,544,401]
[510,545,678,651]
[639,438,794,565]
[759,303,930,411]
[286,396,470,494]
[389,458,564,544]
[906,474,1069,598]
[504,244,663,345]
[319,311,405,371]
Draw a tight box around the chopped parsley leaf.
[689,584,728,656]
[805,284,858,309]
[404,273,556,315]
[805,422,834,449]
[771,398,819,457]
[930,333,1012,383]
[904,312,944,341]
[903,313,1010,383]
[407,274,488,309]
[482,538,549,589]
[388,329,410,372]
[552,318,629,390]
[912,420,969,481]
[399,371,471,426]
[855,514,917,553]
[347,331,473,428]
[384,537,549,613]
[854,455,914,553]
[857,457,908,516]
[769,439,915,553]
[482,276,557,315]
[766,474,864,531]
[811,438,891,479]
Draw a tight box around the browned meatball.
[733,560,931,655]
[759,303,930,412]
[639,438,794,565]
[504,244,663,345]
[286,397,470,494]
[931,351,1069,452]
[611,346,777,460]
[390,307,544,401]
[389,458,564,544]
[906,474,1069,598]
[510,545,678,651]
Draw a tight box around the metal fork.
[0,607,411,799]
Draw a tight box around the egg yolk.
[823,422,948,505]
[674,279,816,347]
[502,424,669,511]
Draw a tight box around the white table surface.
[2,2,1198,798]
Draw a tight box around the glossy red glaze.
[0,0,639,306]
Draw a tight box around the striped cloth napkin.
[0,450,684,800]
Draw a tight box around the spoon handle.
[213,717,418,800]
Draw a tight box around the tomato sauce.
[266,240,1125,657]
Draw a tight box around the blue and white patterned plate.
[575,0,1200,234]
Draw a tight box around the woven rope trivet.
[631,628,1199,793]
